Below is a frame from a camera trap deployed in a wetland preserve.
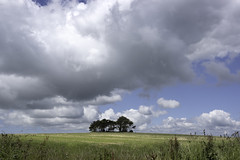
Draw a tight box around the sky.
[0,0,240,135]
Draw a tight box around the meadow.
[1,132,240,160]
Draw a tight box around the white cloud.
[197,110,240,129]
[99,108,118,120]
[82,105,99,122]
[157,98,180,109]
[151,110,240,135]
[100,105,166,131]
[139,105,153,115]
[121,109,152,130]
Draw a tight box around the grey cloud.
[203,61,240,83]
[129,0,226,44]
[105,3,194,85]
[30,106,84,119]
[0,105,99,130]
[0,0,235,109]
[0,0,240,130]
[187,0,240,61]
[0,0,195,108]
[83,91,122,106]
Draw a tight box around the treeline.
[89,116,136,132]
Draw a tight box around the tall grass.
[0,132,240,160]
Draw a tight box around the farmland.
[1,132,240,160]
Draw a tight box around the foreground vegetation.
[0,132,240,160]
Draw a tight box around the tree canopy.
[89,116,135,132]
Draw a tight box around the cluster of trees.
[89,116,136,132]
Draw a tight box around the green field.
[1,132,240,160]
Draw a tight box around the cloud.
[0,105,99,130]
[0,0,195,110]
[1,107,239,135]
[187,0,240,62]
[1,0,239,110]
[151,110,240,135]
[0,103,167,132]
[157,98,180,109]
[100,105,167,131]
[197,110,240,129]
[84,91,122,106]
[203,61,240,83]
[151,117,195,134]
[99,108,117,120]
[0,95,100,131]
[139,105,153,115]
[0,0,240,132]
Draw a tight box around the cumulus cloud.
[0,105,99,130]
[151,110,240,135]
[1,0,240,131]
[100,105,167,131]
[197,110,240,130]
[157,98,180,109]
[151,117,195,134]
[0,0,194,110]
[0,0,239,107]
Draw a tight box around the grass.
[1,132,240,160]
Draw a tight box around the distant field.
[1,132,240,160]
[23,132,194,145]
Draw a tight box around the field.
[1,132,240,160]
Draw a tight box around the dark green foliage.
[89,120,100,132]
[35,136,50,160]
[216,132,240,160]
[145,152,157,160]
[116,116,134,132]
[169,136,181,160]
[89,116,134,132]
[95,149,115,160]
[89,119,117,132]
[0,133,32,160]
[203,136,218,160]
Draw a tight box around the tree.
[89,120,101,132]
[116,116,134,132]
[106,120,116,132]
[89,116,135,132]
[99,119,108,132]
